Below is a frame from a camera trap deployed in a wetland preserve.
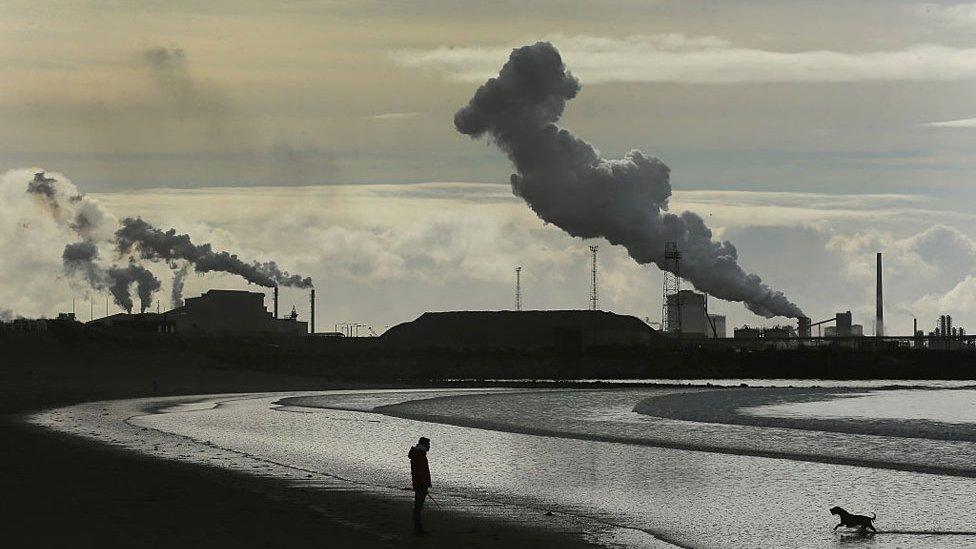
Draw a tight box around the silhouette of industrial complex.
[2,243,974,357]
[88,289,308,336]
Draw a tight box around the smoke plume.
[61,241,161,313]
[108,263,161,313]
[170,263,189,308]
[454,42,803,318]
[62,241,101,282]
[27,171,116,241]
[21,170,312,315]
[116,217,313,289]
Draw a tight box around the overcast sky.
[4,0,976,335]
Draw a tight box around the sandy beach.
[39,384,976,548]
[0,338,599,548]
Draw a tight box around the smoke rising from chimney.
[108,263,161,313]
[171,263,189,308]
[116,217,313,289]
[61,241,161,313]
[26,171,312,313]
[454,42,803,318]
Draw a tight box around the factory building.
[665,290,724,337]
[88,289,307,336]
[733,326,761,339]
[734,326,796,339]
[823,324,863,337]
[835,311,852,337]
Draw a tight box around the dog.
[830,506,877,532]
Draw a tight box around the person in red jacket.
[408,436,432,534]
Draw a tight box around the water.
[32,384,976,548]
[746,389,976,423]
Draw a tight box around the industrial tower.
[515,266,522,311]
[589,245,599,310]
[876,252,884,337]
[662,241,681,333]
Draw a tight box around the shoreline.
[34,391,685,549]
[61,386,976,549]
[0,349,605,548]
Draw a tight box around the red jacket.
[408,445,431,490]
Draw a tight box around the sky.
[3,0,976,335]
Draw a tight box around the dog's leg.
[834,523,841,531]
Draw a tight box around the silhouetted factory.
[88,289,307,336]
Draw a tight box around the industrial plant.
[3,240,974,359]
[656,246,972,351]
[86,289,308,336]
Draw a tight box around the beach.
[0,338,600,548]
[29,383,976,548]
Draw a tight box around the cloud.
[912,276,976,329]
[828,224,976,281]
[826,224,976,331]
[920,117,976,128]
[392,34,976,84]
[910,3,976,26]
[368,112,422,120]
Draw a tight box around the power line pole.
[515,266,522,311]
[589,245,599,311]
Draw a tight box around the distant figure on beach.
[408,436,432,534]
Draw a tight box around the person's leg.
[413,490,426,533]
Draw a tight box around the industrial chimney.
[273,285,279,319]
[876,252,884,337]
[310,288,315,334]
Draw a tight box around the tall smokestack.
[876,252,884,337]
[274,285,279,319]
[310,288,315,334]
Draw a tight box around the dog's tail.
[869,512,877,521]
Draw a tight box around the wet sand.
[0,340,599,548]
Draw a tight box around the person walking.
[408,436,432,534]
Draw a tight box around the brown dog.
[830,506,877,532]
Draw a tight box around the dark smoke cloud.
[139,46,229,122]
[454,42,803,319]
[27,172,62,219]
[116,217,313,289]
[27,172,114,240]
[108,263,161,314]
[27,172,57,199]
[61,242,161,313]
[62,241,100,280]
